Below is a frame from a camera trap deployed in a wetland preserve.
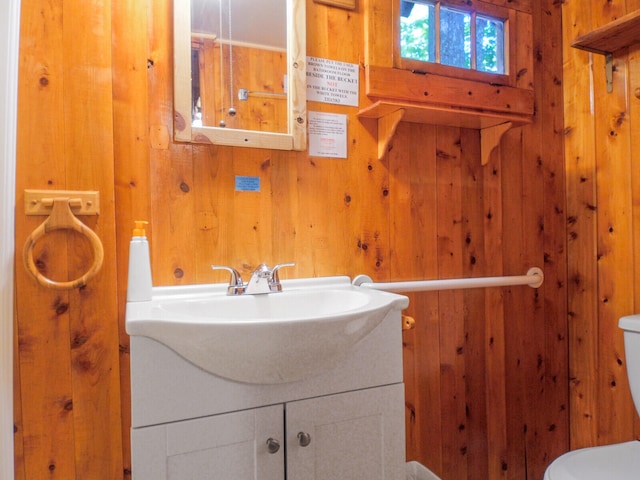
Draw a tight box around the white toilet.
[544,314,640,479]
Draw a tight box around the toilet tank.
[619,314,640,416]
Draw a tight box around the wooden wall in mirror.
[174,0,307,150]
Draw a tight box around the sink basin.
[126,276,408,384]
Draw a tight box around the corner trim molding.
[1,0,21,476]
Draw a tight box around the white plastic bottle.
[127,220,153,302]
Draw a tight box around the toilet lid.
[545,441,640,480]
[619,314,640,332]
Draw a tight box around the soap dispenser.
[127,220,153,302]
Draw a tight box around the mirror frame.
[174,0,307,150]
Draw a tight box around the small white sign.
[308,111,348,159]
[306,56,359,107]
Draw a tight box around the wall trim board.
[0,0,20,477]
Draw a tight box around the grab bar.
[352,267,543,293]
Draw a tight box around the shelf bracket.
[571,9,640,94]
[480,122,513,166]
[358,98,531,165]
[377,109,405,160]
[605,53,613,93]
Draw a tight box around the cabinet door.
[131,404,284,480]
[286,384,405,480]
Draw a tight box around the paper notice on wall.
[308,111,348,159]
[306,56,359,107]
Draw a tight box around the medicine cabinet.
[174,0,307,150]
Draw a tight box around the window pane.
[400,0,435,62]
[476,15,505,74]
[440,6,470,69]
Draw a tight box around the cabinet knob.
[297,431,311,447]
[266,437,280,454]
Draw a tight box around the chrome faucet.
[211,262,295,295]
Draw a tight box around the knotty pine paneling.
[112,0,152,474]
[13,0,571,479]
[562,0,640,451]
[14,0,123,478]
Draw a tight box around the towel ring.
[23,198,104,290]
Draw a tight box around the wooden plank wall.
[13,0,571,479]
[13,0,123,478]
[562,0,640,450]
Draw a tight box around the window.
[396,0,509,83]
[361,0,534,162]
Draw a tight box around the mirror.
[174,0,307,150]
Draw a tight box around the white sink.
[126,276,408,384]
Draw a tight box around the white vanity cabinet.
[132,404,284,480]
[127,277,409,480]
[131,384,404,480]
[285,384,405,479]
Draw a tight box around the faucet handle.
[253,263,272,279]
[211,265,245,295]
[269,262,295,291]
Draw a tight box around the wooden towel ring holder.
[23,197,104,290]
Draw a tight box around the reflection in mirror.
[174,0,306,150]
[190,0,287,132]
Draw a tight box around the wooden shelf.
[571,9,640,93]
[359,66,534,165]
[572,9,640,55]
[358,100,532,165]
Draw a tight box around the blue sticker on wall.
[235,176,261,192]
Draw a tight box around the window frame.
[393,0,514,86]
